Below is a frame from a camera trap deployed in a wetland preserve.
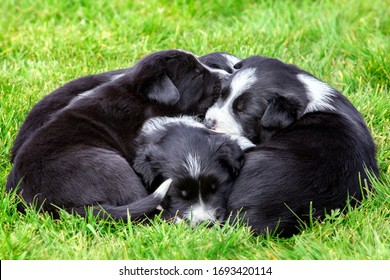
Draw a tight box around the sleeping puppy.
[9,52,241,162]
[10,68,128,163]
[205,55,379,236]
[6,49,227,221]
[133,116,253,225]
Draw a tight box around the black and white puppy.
[205,56,379,236]
[9,52,241,163]
[6,50,228,220]
[133,116,254,225]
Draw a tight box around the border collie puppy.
[9,68,127,163]
[6,50,227,220]
[9,52,241,163]
[205,55,379,236]
[133,116,253,225]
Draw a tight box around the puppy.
[133,116,253,225]
[10,68,128,163]
[6,49,227,220]
[205,55,379,236]
[9,52,241,162]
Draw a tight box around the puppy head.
[204,56,334,143]
[132,49,231,116]
[133,122,244,225]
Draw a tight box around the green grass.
[1,0,389,260]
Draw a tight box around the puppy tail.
[73,178,172,221]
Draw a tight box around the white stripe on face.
[298,74,335,113]
[205,68,257,136]
[184,192,217,225]
[184,154,202,179]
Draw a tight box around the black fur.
[133,116,245,224]
[9,52,240,163]
[206,55,379,236]
[6,50,225,220]
[10,68,128,163]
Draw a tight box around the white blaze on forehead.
[184,153,202,179]
[205,68,257,136]
[298,74,335,114]
[228,68,257,101]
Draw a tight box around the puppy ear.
[216,140,244,178]
[261,95,301,130]
[145,74,180,105]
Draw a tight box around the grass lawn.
[1,0,389,259]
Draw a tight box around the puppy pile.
[6,50,379,237]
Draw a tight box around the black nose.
[234,61,243,69]
[204,118,216,130]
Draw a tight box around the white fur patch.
[229,68,257,100]
[140,116,205,138]
[184,195,217,225]
[298,74,335,113]
[205,68,257,136]
[184,154,202,179]
[153,178,172,199]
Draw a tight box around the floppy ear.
[261,95,301,130]
[144,74,180,105]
